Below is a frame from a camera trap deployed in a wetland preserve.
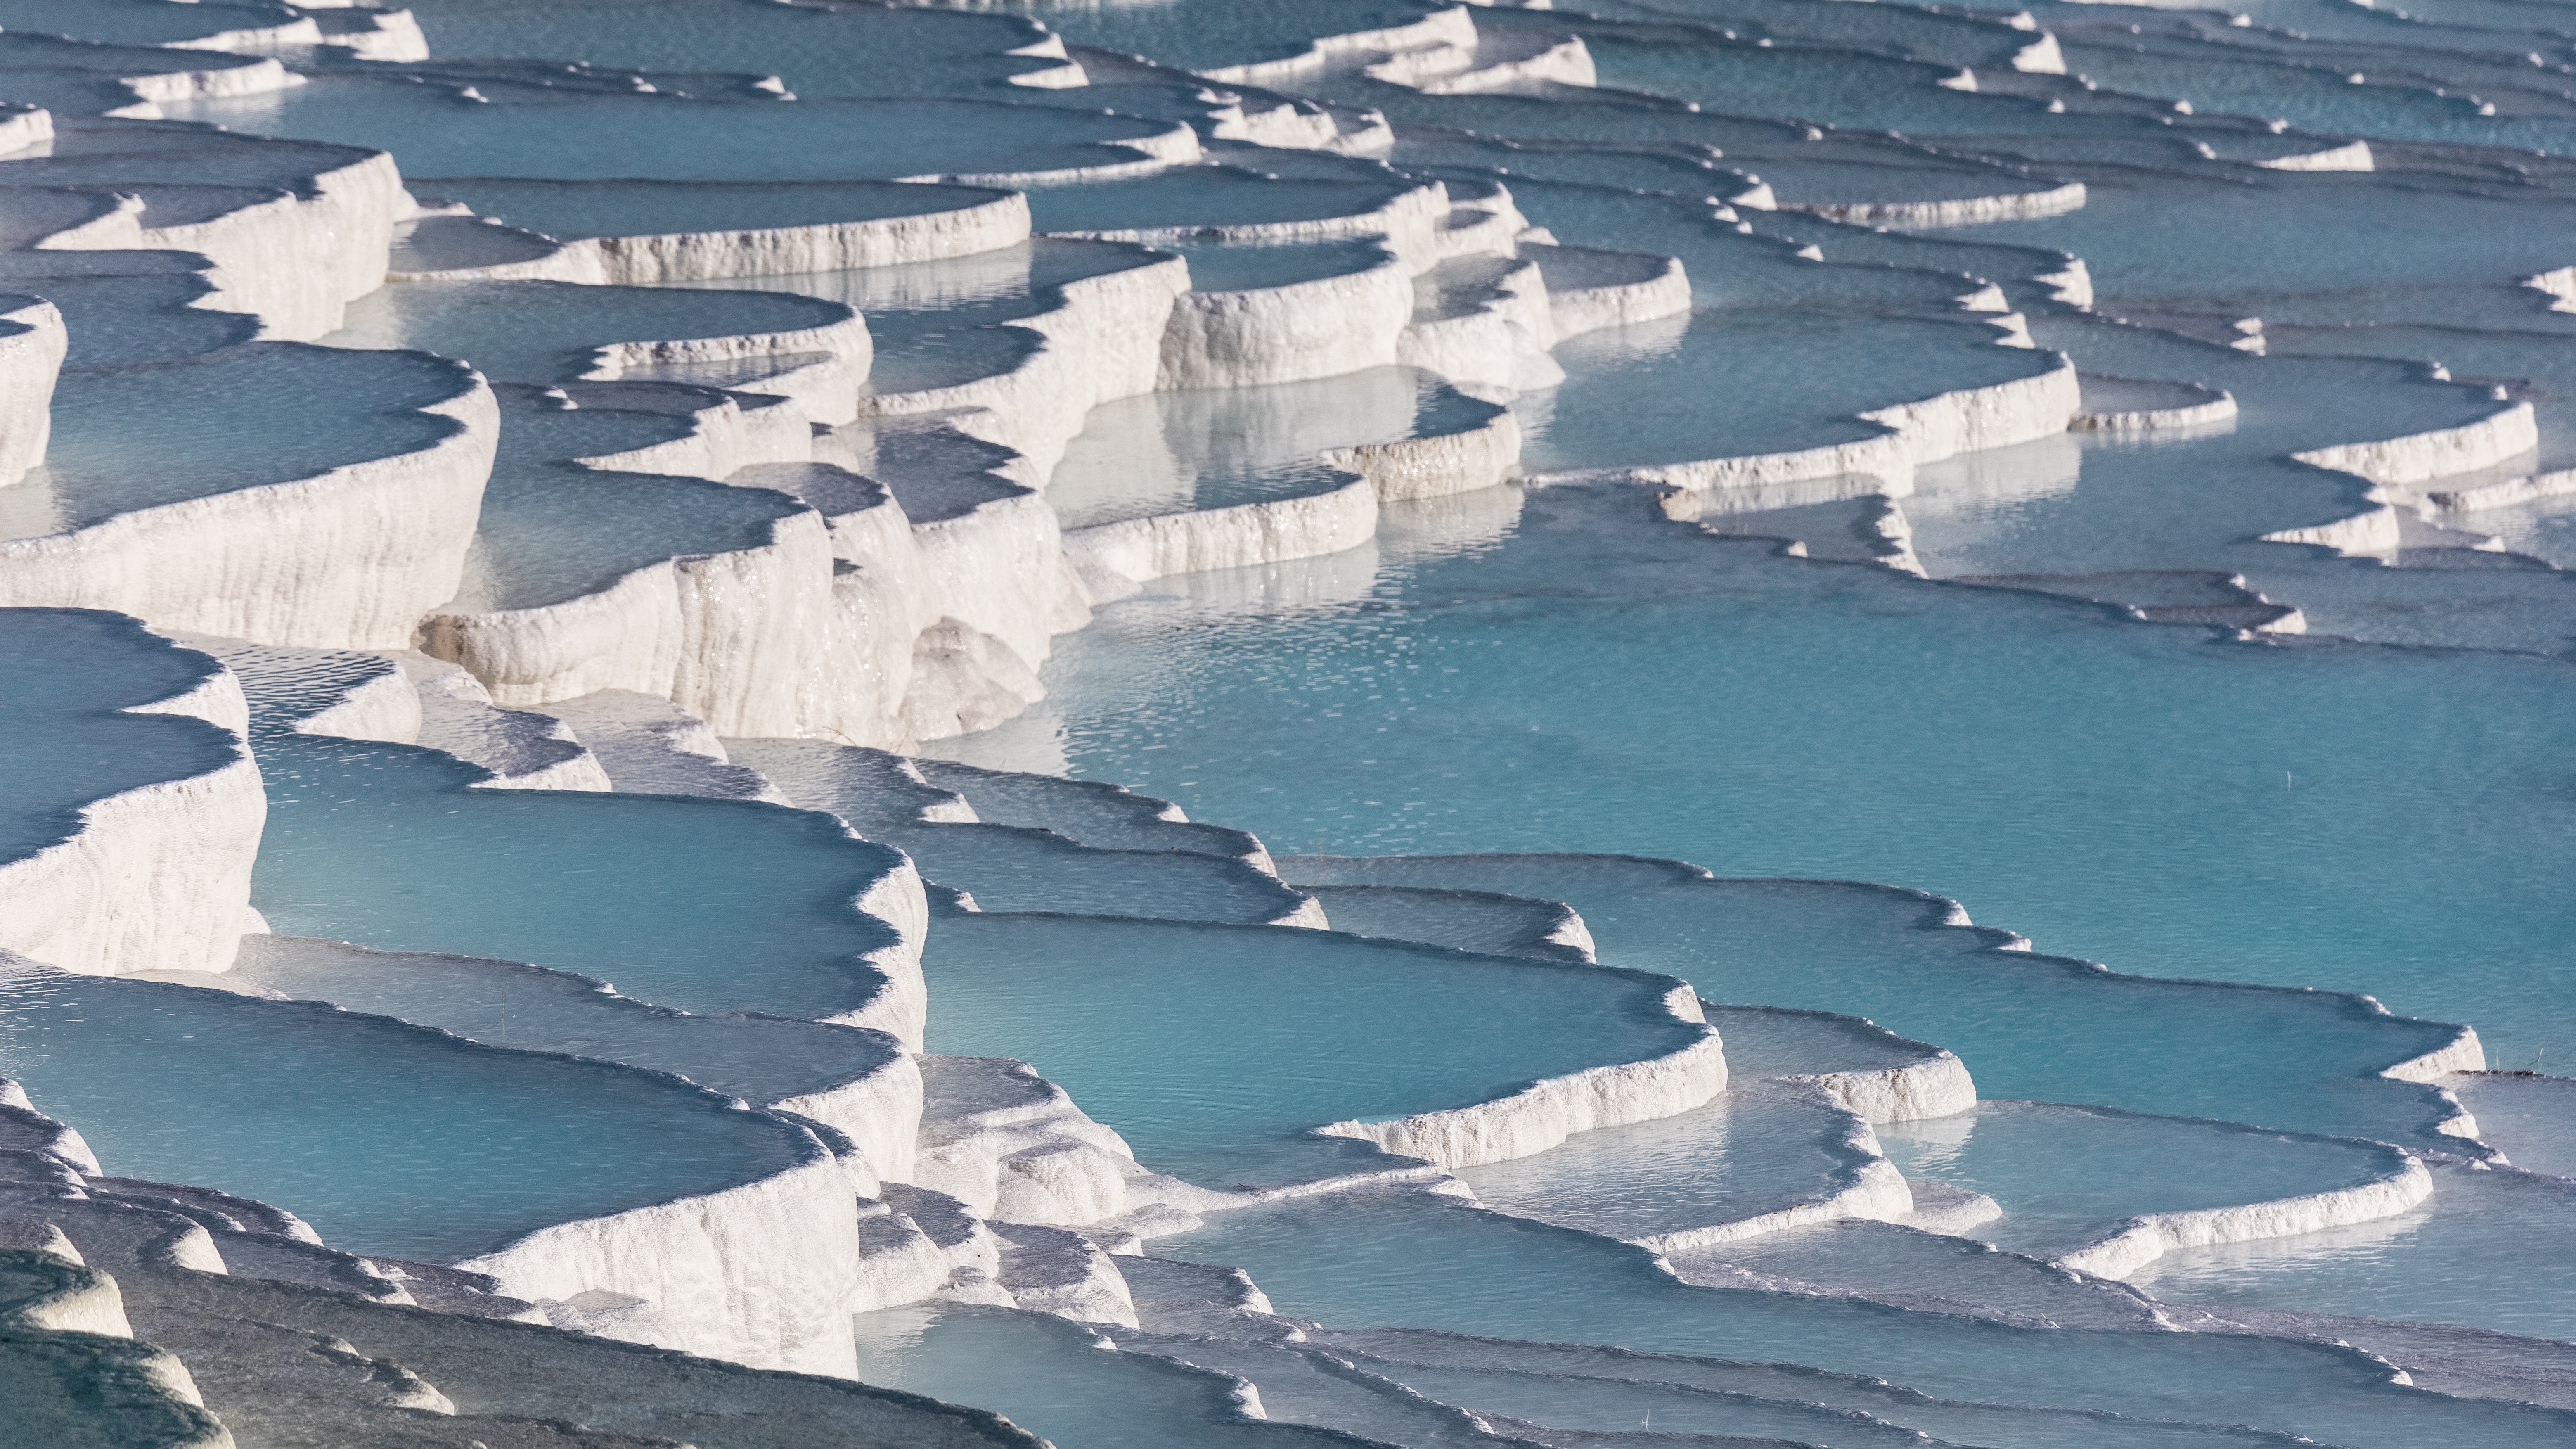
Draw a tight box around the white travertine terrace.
[857,254,1189,479]
[24,139,407,339]
[2055,1154,2434,1281]
[1637,1126,1919,1255]
[0,363,497,648]
[1399,254,1560,389]
[911,1056,1222,1238]
[1318,986,1728,1170]
[909,119,1204,187]
[419,503,842,737]
[1163,250,1419,389]
[1064,472,1380,591]
[2256,140,2375,171]
[1063,179,1451,272]
[0,293,62,483]
[456,1141,871,1374]
[2071,372,2239,433]
[1325,402,1522,501]
[1364,29,1598,95]
[2263,401,2541,555]
[391,185,1034,286]
[1524,243,1694,339]
[1783,181,2089,228]
[2291,400,2538,489]
[2428,466,2576,513]
[1784,1046,1981,1124]
[2528,265,2576,313]
[1622,357,2086,500]
[1196,6,1484,87]
[7,2,2573,1436]
[0,629,262,979]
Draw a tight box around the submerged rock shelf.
[2,0,2575,1443]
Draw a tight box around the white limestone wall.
[0,372,498,649]
[2011,32,2068,74]
[910,120,1202,188]
[592,193,1031,282]
[424,406,1074,753]
[386,652,614,791]
[1325,406,1520,502]
[787,477,925,749]
[313,8,433,63]
[773,1050,925,1189]
[856,255,1189,478]
[839,855,930,1053]
[1613,356,2083,500]
[2293,400,2536,488]
[1370,32,1597,94]
[458,1145,871,1376]
[1785,182,2087,229]
[0,651,263,979]
[2529,266,2576,313]
[2263,401,2540,555]
[158,13,325,52]
[2257,140,2373,172]
[573,390,813,482]
[0,296,64,486]
[531,688,786,803]
[1431,204,1530,265]
[909,1058,1145,1228]
[1056,391,1521,598]
[1398,256,1559,389]
[2382,1024,2488,1082]
[1089,183,1450,276]
[1643,1139,1916,1254]
[903,489,1067,677]
[106,54,301,116]
[1782,1049,1979,1124]
[1531,248,1693,339]
[1196,7,1479,86]
[585,309,871,427]
[2429,467,2576,512]
[1063,475,1379,590]
[1212,97,1342,150]
[1319,988,1728,1169]
[1159,256,1418,391]
[399,193,1032,286]
[2037,257,2093,307]
[2072,384,2237,434]
[2055,1153,2434,1280]
[0,104,52,158]
[421,507,840,738]
[43,150,405,339]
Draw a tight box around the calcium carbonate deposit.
[6,0,2576,1444]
